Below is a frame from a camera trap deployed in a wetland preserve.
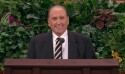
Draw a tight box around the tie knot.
[56,38,61,44]
[56,37,65,44]
[56,37,61,41]
[56,37,61,42]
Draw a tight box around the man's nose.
[56,19,61,24]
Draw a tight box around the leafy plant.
[90,12,125,71]
[114,3,125,13]
[0,12,34,70]
[17,0,54,34]
[0,0,54,70]
[110,13,125,71]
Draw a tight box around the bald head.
[48,5,68,18]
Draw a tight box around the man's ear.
[67,16,69,25]
[48,19,50,27]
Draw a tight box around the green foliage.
[111,13,125,71]
[0,0,54,70]
[91,13,125,70]
[62,0,111,33]
[0,13,34,70]
[15,0,54,34]
[114,3,125,13]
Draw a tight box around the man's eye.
[52,17,57,20]
[60,17,64,19]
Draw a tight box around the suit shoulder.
[31,32,51,41]
[70,31,90,40]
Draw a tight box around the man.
[27,5,96,59]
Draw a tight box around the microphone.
[60,38,65,43]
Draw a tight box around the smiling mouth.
[55,25,63,29]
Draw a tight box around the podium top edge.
[4,58,119,67]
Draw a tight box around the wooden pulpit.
[4,59,119,74]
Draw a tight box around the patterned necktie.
[54,38,62,59]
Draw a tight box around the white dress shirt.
[52,30,68,59]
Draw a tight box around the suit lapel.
[68,31,79,59]
[44,31,79,59]
[44,32,54,59]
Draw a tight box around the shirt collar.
[52,30,68,41]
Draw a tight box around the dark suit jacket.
[27,31,96,59]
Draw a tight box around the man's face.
[48,6,69,36]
